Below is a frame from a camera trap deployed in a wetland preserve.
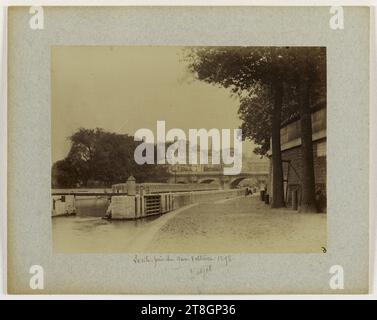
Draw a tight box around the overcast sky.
[51,46,257,163]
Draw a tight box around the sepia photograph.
[5,5,370,296]
[51,46,327,253]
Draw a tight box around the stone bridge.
[166,171,268,189]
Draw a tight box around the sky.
[51,46,258,163]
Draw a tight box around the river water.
[52,214,160,253]
[52,188,162,252]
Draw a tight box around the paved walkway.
[142,195,326,253]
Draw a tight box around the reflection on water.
[75,197,111,217]
[52,188,113,217]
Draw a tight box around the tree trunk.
[298,72,317,213]
[271,82,285,208]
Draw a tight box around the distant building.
[167,144,269,175]
[269,100,326,212]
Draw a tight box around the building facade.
[269,101,326,212]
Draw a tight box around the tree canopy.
[185,46,325,155]
[52,128,168,188]
[185,46,326,211]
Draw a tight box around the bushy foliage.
[52,128,168,188]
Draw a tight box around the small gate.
[144,195,161,215]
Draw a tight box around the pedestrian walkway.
[143,195,326,253]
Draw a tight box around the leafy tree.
[238,48,326,212]
[288,47,326,212]
[238,91,272,156]
[238,84,298,156]
[52,128,168,188]
[185,47,288,207]
[66,128,101,186]
[186,46,326,212]
[51,158,79,188]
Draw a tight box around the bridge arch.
[199,179,217,184]
[229,177,248,189]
